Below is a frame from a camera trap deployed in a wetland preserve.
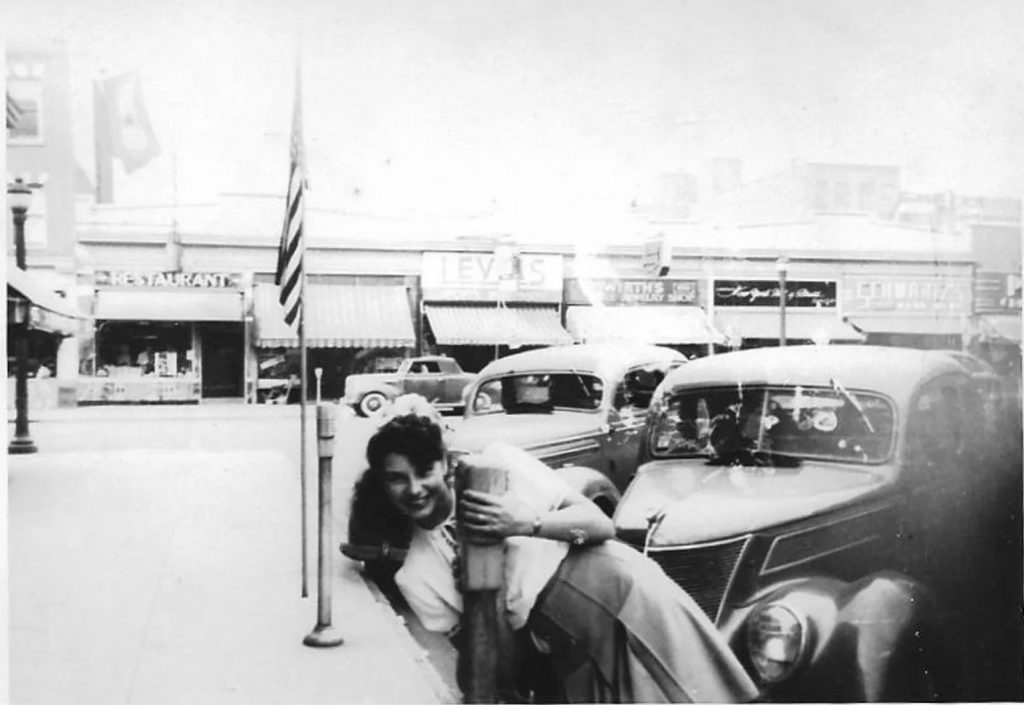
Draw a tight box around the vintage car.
[342,355,477,417]
[613,344,1023,701]
[448,342,687,511]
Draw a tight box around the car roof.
[477,343,685,379]
[660,344,968,403]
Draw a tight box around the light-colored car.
[614,345,1023,701]
[449,342,687,513]
[342,355,476,417]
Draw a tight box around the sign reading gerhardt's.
[95,271,242,288]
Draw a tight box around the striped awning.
[424,304,572,346]
[254,283,415,348]
[566,305,725,345]
[716,310,865,344]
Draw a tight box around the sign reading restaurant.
[95,271,242,288]
[421,252,563,303]
[714,279,837,308]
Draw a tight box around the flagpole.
[299,223,309,599]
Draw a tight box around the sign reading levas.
[96,271,242,288]
[714,280,837,308]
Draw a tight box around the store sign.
[421,252,563,303]
[714,279,837,308]
[95,271,241,288]
[845,276,970,314]
[567,278,698,305]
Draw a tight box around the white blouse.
[394,442,571,634]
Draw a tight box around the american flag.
[275,66,304,327]
[6,92,23,129]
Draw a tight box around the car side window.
[614,364,667,411]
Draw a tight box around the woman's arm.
[459,485,614,546]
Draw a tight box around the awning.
[844,314,966,336]
[95,289,243,322]
[715,310,865,343]
[424,304,573,346]
[968,313,1022,344]
[566,305,725,345]
[254,283,416,348]
[7,263,84,336]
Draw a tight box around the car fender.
[353,382,402,402]
[723,571,956,702]
[553,465,622,516]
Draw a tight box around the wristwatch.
[531,515,543,536]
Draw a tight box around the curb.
[355,565,460,704]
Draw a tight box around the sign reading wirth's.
[95,271,242,288]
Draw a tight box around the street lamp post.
[8,178,39,454]
[776,256,789,348]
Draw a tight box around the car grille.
[644,536,750,623]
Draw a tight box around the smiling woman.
[350,394,760,703]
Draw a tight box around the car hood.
[615,458,893,546]
[450,413,603,456]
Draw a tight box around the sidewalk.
[7,432,457,704]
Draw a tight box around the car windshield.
[648,385,895,464]
[468,372,604,415]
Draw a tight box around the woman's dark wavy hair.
[348,413,447,549]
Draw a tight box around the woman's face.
[382,452,452,528]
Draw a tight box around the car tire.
[357,392,390,418]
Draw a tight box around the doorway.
[198,322,244,398]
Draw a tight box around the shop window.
[858,181,875,212]
[833,181,850,210]
[94,322,194,378]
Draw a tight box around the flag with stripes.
[275,66,304,327]
[6,92,23,129]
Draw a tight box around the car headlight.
[746,602,807,684]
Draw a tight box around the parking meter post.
[457,462,508,703]
[303,403,345,648]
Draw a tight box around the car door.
[403,360,443,401]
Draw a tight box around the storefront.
[841,273,971,350]
[564,277,724,357]
[252,278,416,401]
[7,263,83,410]
[79,270,247,404]
[711,278,864,348]
[420,251,572,372]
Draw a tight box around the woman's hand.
[458,489,534,543]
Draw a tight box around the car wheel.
[358,392,390,418]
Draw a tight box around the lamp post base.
[8,436,38,454]
[302,624,344,648]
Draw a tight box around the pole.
[456,461,508,703]
[9,203,37,455]
[778,263,788,347]
[299,292,309,597]
[315,367,322,405]
[303,403,345,647]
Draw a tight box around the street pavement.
[6,402,460,705]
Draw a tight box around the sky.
[7,0,1024,232]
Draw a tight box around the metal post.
[314,367,322,405]
[9,193,37,455]
[303,403,345,647]
[457,461,508,703]
[777,257,788,348]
